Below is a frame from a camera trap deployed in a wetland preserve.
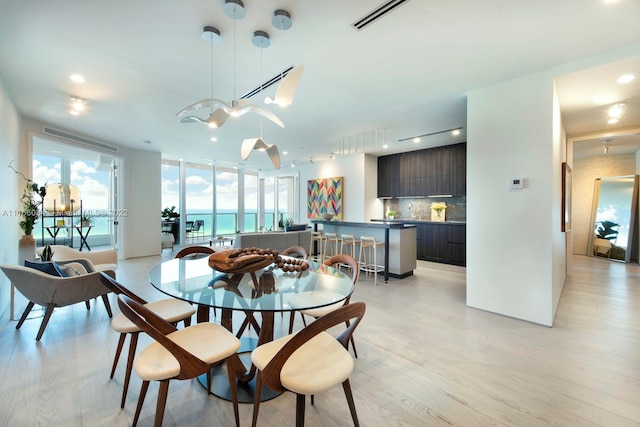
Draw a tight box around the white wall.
[296,153,381,223]
[120,149,161,259]
[467,72,562,326]
[0,75,22,316]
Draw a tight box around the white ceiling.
[1,0,639,169]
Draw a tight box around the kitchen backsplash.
[383,197,467,221]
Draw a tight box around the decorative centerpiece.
[208,247,309,274]
[430,202,446,222]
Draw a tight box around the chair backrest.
[175,246,215,259]
[116,295,208,379]
[324,254,359,284]
[281,245,308,259]
[260,302,366,392]
[195,219,205,230]
[185,221,195,232]
[360,236,377,247]
[99,272,147,304]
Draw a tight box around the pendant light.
[176,26,229,128]
[264,9,304,107]
[242,30,281,169]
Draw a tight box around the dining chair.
[281,245,308,259]
[251,302,366,427]
[289,254,360,357]
[176,246,217,321]
[175,245,215,259]
[99,273,196,409]
[117,294,241,427]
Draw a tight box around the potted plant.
[10,161,47,236]
[161,206,180,221]
[76,213,93,227]
[387,209,396,220]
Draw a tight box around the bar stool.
[323,232,340,262]
[309,231,323,262]
[358,236,384,286]
[339,234,360,273]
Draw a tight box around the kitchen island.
[310,220,417,282]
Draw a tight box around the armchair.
[0,264,113,340]
[37,245,118,278]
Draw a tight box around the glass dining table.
[149,255,355,402]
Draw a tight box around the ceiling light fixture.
[603,141,609,154]
[264,9,304,107]
[617,74,636,84]
[69,97,85,115]
[176,1,285,129]
[413,138,420,143]
[452,129,461,136]
[241,30,281,169]
[69,74,85,84]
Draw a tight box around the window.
[215,167,239,234]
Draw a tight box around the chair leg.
[122,332,139,408]
[226,356,240,427]
[183,316,191,327]
[288,311,295,334]
[111,333,127,379]
[36,304,55,341]
[133,380,150,427]
[300,312,307,327]
[251,371,263,427]
[16,301,35,330]
[342,379,360,427]
[296,393,306,427]
[154,380,170,427]
[101,294,113,317]
[345,320,358,358]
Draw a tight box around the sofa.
[233,230,311,253]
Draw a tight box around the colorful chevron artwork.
[307,176,343,219]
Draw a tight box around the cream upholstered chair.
[251,302,366,427]
[289,254,360,357]
[99,273,196,409]
[117,295,241,427]
[38,244,118,278]
[281,245,308,259]
[0,264,112,341]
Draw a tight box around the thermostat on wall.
[509,178,524,190]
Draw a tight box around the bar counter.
[310,219,417,281]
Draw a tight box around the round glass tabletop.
[149,256,355,313]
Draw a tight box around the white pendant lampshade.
[43,183,81,214]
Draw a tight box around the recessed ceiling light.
[592,94,615,105]
[617,74,636,84]
[283,151,288,155]
[608,118,619,124]
[452,129,460,136]
[69,110,80,116]
[69,74,85,83]
[413,137,420,143]
[210,137,218,142]
[383,144,388,149]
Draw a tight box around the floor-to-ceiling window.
[185,162,213,241]
[244,171,258,232]
[215,166,239,234]
[32,136,117,248]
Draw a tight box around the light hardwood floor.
[0,252,638,426]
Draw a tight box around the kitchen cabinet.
[416,223,466,266]
[377,143,466,197]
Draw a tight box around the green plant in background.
[76,213,93,226]
[595,220,619,241]
[161,206,180,221]
[387,210,396,218]
[9,160,47,236]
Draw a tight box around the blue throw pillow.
[24,260,65,277]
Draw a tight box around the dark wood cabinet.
[377,143,466,197]
[416,223,466,266]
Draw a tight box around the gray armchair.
[0,264,113,340]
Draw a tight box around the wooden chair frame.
[100,273,193,409]
[252,302,366,427]
[117,295,239,427]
